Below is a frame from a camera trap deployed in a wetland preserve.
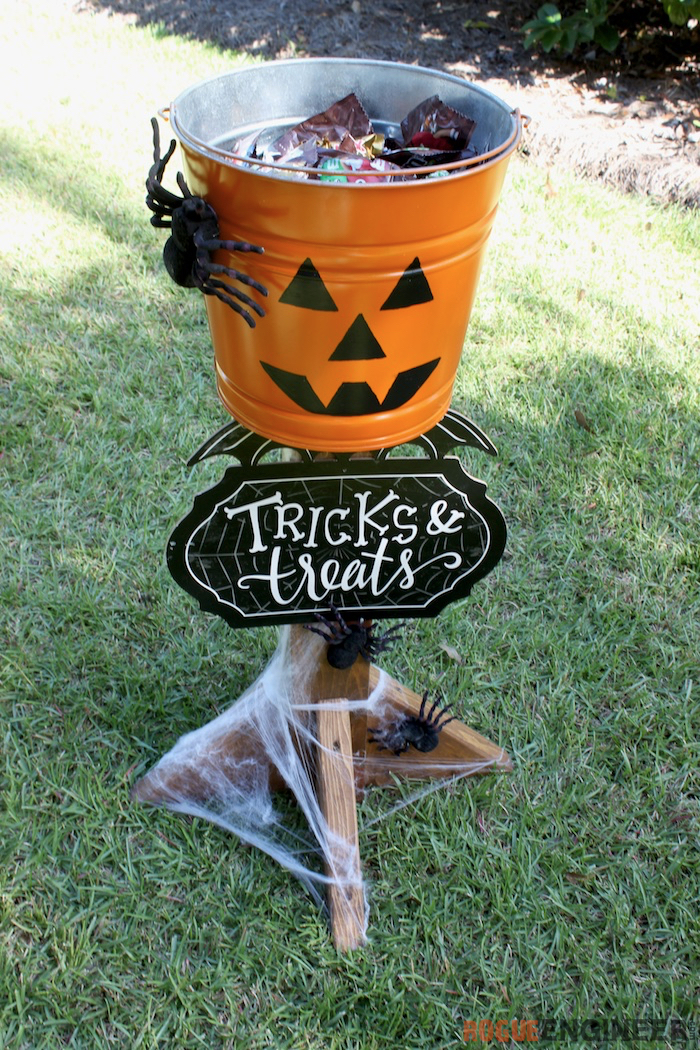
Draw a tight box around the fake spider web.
[136,624,507,930]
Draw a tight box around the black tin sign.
[167,414,506,626]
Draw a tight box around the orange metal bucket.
[169,59,521,452]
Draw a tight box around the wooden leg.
[356,665,512,786]
[315,703,366,950]
[132,625,511,952]
[288,626,368,949]
[131,720,288,803]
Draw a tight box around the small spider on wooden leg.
[145,117,268,328]
[369,692,456,754]
[305,602,405,670]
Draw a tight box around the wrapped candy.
[229,91,479,181]
[316,153,399,183]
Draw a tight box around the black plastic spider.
[305,603,405,670]
[145,117,268,328]
[368,693,456,755]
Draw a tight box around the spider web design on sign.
[140,412,511,921]
[167,457,506,626]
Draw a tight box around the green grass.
[1,3,699,1047]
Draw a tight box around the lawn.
[1,3,699,1048]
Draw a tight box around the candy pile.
[230,93,478,182]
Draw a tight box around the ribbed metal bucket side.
[168,60,520,451]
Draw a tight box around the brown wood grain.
[133,624,511,952]
[316,703,367,950]
[358,665,513,784]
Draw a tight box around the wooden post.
[133,624,511,951]
[315,704,366,950]
[288,625,367,949]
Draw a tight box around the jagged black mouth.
[260,359,440,416]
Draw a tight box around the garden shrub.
[523,0,700,55]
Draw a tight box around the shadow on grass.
[78,0,540,84]
[0,126,152,250]
[3,108,698,748]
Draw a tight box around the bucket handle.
[145,113,268,329]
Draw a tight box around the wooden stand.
[133,625,511,952]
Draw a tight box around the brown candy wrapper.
[229,91,479,180]
[400,95,477,151]
[264,93,373,164]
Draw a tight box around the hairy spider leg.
[146,178,182,226]
[195,240,268,295]
[195,251,267,325]
[318,604,355,638]
[303,623,338,644]
[199,236,265,258]
[418,692,455,728]
[175,170,193,200]
[424,694,456,730]
[303,610,352,645]
[432,709,456,731]
[327,601,351,633]
[382,622,407,639]
[366,621,406,656]
[145,119,182,226]
[418,692,431,722]
[302,621,333,638]
[146,117,268,328]
[201,273,267,308]
[150,118,175,172]
[199,282,262,327]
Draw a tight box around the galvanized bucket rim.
[168,57,522,184]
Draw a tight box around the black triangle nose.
[329,314,386,361]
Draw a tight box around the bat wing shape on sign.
[167,446,506,627]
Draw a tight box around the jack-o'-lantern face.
[260,257,441,416]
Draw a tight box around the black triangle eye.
[380,257,433,311]
[279,258,338,311]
